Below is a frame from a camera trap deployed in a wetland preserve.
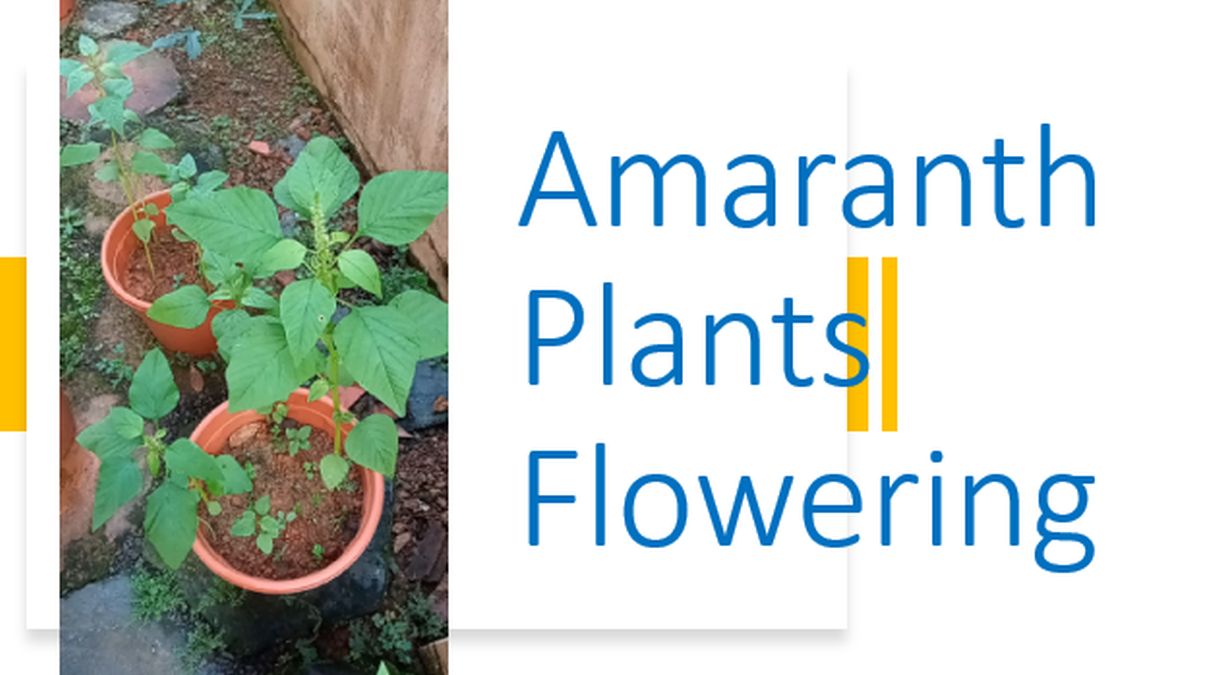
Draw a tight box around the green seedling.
[285,426,312,456]
[312,543,324,561]
[166,136,448,491]
[95,343,135,388]
[76,348,253,568]
[230,495,297,555]
[302,460,317,481]
[268,400,288,437]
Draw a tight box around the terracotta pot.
[59,387,75,460]
[60,0,75,30]
[190,388,386,594]
[100,190,223,355]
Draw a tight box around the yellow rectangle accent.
[882,257,897,432]
[0,258,25,432]
[847,257,868,432]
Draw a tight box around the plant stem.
[322,331,343,456]
[143,242,156,277]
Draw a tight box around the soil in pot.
[199,419,363,580]
[124,227,203,301]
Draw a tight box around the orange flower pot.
[100,190,223,355]
[190,389,386,594]
[60,0,75,30]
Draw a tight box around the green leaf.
[216,455,253,495]
[88,96,127,133]
[193,170,228,195]
[91,458,142,530]
[144,482,200,569]
[337,249,381,298]
[60,143,101,167]
[78,34,99,57]
[106,40,150,66]
[106,406,146,440]
[254,238,306,278]
[148,285,212,329]
[273,136,359,218]
[307,378,330,402]
[137,127,175,150]
[279,279,335,365]
[129,349,179,420]
[144,202,160,217]
[239,286,277,310]
[345,414,398,477]
[230,511,256,537]
[77,413,142,462]
[390,290,448,359]
[212,309,253,362]
[206,501,222,516]
[165,187,284,266]
[225,318,317,411]
[320,453,349,490]
[94,161,119,183]
[256,533,274,555]
[132,218,155,243]
[254,494,271,515]
[100,77,133,100]
[334,307,419,417]
[60,58,83,77]
[65,67,95,96]
[259,515,281,536]
[165,438,222,488]
[132,151,171,177]
[177,153,198,179]
[357,171,448,246]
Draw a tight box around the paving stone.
[60,574,188,675]
[76,2,140,38]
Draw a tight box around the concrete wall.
[271,0,449,298]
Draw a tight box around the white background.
[450,3,851,628]
[450,0,1222,672]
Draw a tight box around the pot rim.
[189,388,386,594]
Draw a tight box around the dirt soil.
[124,226,203,301]
[199,420,363,581]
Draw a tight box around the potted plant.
[160,136,448,592]
[60,36,229,355]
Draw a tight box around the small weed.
[131,567,186,622]
[347,593,446,670]
[303,461,316,481]
[285,426,311,456]
[230,495,296,555]
[269,401,288,438]
[182,621,226,671]
[311,543,324,561]
[60,206,103,376]
[94,343,135,388]
[198,577,246,612]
